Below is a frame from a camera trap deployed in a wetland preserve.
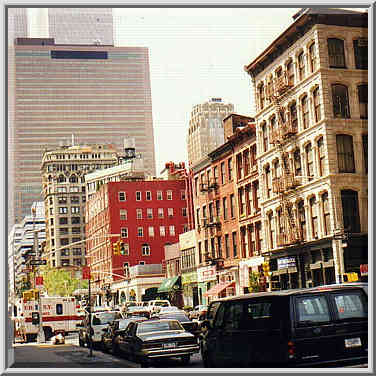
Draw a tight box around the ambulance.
[15,295,84,342]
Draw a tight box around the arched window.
[309,197,318,238]
[336,134,355,173]
[332,84,350,118]
[301,95,309,129]
[305,143,314,178]
[297,201,306,240]
[328,38,346,68]
[317,137,325,176]
[265,166,272,199]
[258,83,265,110]
[289,102,298,131]
[357,84,368,119]
[298,51,305,80]
[293,149,302,176]
[309,42,317,72]
[313,87,321,122]
[322,192,331,235]
[268,212,274,249]
[287,60,295,86]
[69,174,78,183]
[262,123,268,152]
[57,175,66,183]
[341,190,360,233]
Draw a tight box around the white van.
[145,300,171,314]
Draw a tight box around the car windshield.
[137,320,183,334]
[92,312,121,325]
[158,313,190,322]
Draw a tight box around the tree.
[40,266,88,296]
[248,271,263,293]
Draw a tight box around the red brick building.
[86,179,188,290]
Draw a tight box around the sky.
[113,7,301,174]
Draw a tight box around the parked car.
[144,300,171,314]
[113,319,199,367]
[124,306,150,319]
[153,306,181,315]
[188,305,208,320]
[153,312,201,337]
[78,310,123,348]
[101,317,147,353]
[320,282,368,295]
[201,285,368,368]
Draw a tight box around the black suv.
[200,285,368,368]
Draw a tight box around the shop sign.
[197,265,216,282]
[360,264,368,276]
[239,256,264,268]
[182,271,198,285]
[278,256,296,270]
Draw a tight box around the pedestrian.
[18,313,27,343]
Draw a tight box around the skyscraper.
[8,9,156,227]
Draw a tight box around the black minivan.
[200,285,368,367]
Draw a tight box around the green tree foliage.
[248,271,263,293]
[40,266,88,297]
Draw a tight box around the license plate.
[163,342,176,349]
[345,338,361,348]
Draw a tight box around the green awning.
[157,276,180,293]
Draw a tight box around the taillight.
[287,341,295,359]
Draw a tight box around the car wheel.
[181,354,191,366]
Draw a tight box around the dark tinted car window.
[296,295,330,325]
[333,291,367,319]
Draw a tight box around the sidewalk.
[10,343,140,368]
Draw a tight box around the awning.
[157,276,180,293]
[204,281,234,297]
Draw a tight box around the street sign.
[30,259,47,266]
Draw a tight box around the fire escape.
[266,72,303,247]
[199,177,224,268]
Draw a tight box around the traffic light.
[119,241,126,255]
[262,262,270,276]
[112,241,120,256]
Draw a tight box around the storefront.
[181,271,199,309]
[197,265,216,305]
[157,276,183,307]
[239,257,265,294]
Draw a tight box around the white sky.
[113,7,301,174]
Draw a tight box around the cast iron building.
[244,8,368,288]
[9,37,156,228]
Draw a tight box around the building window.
[139,261,145,265]
[59,207,68,214]
[362,134,368,174]
[59,217,68,225]
[60,238,69,246]
[336,135,355,173]
[158,208,164,218]
[71,196,80,204]
[301,95,309,129]
[297,201,306,240]
[71,206,80,214]
[225,234,230,258]
[142,244,151,256]
[222,197,228,220]
[298,51,305,80]
[137,227,144,237]
[148,226,154,237]
[341,190,361,233]
[310,197,318,238]
[167,190,173,200]
[287,60,294,86]
[358,84,368,119]
[136,209,143,219]
[120,209,127,220]
[328,38,346,68]
[262,123,268,152]
[332,84,350,118]
[353,38,368,69]
[232,232,238,258]
[268,212,274,249]
[238,188,245,217]
[123,262,129,275]
[322,192,331,235]
[217,236,222,258]
[157,191,163,200]
[265,165,272,198]
[317,137,325,177]
[258,83,265,110]
[136,191,142,201]
[119,192,126,201]
[72,227,81,234]
[255,222,262,252]
[313,87,321,122]
[121,228,128,238]
[228,158,233,181]
[306,143,314,178]
[290,102,298,131]
[147,208,153,219]
[160,226,166,236]
[73,248,82,256]
[168,208,173,217]
[146,191,152,201]
[169,225,175,236]
[220,162,226,184]
[181,190,186,200]
[58,196,67,204]
[293,149,302,176]
[182,207,187,217]
[309,42,317,72]
[230,194,235,218]
[61,249,69,256]
[71,217,80,224]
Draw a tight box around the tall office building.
[187,98,234,167]
[8,17,156,227]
